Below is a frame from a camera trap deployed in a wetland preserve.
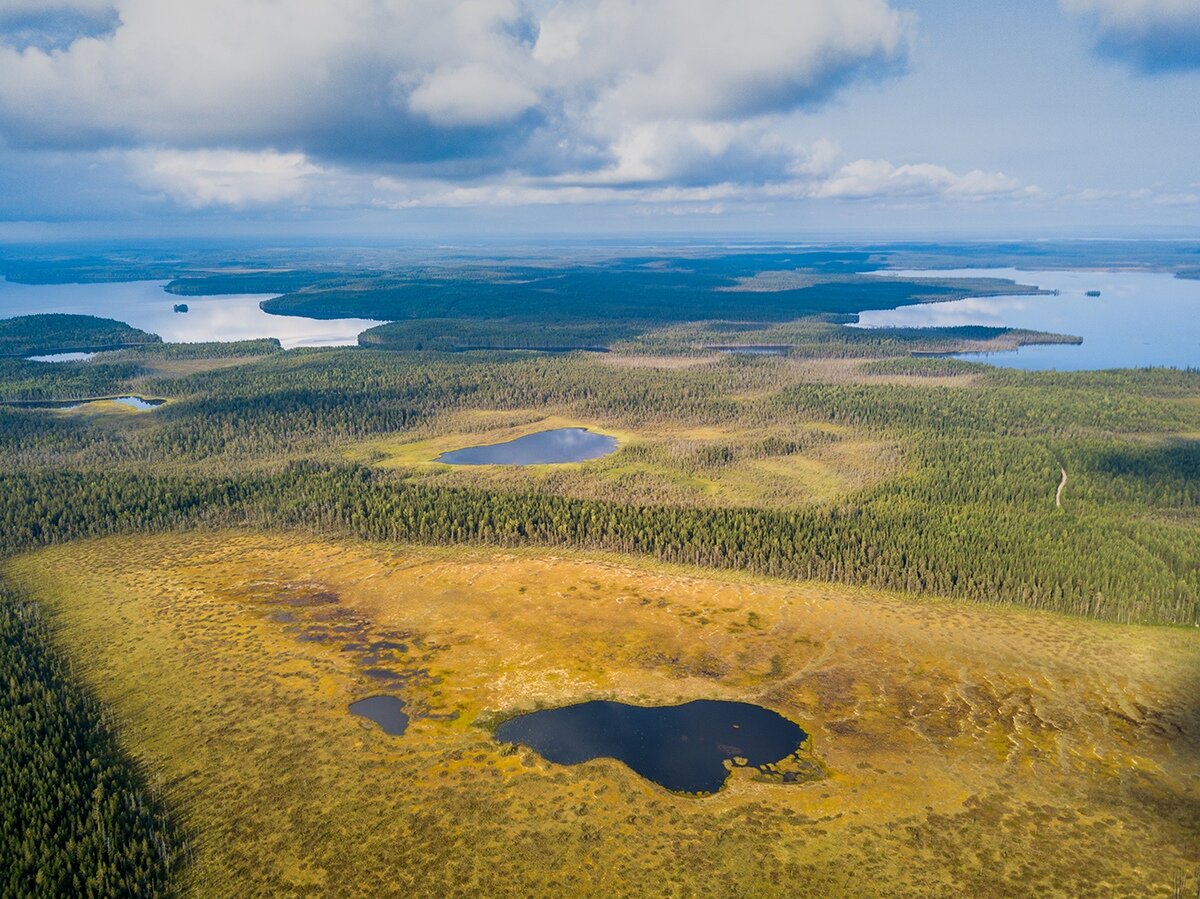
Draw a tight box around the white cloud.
[370,148,1036,209]
[1061,0,1200,70]
[407,64,539,126]
[0,0,913,176]
[808,159,1029,201]
[130,149,324,208]
[0,0,1047,216]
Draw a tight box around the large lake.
[0,279,381,349]
[855,269,1200,371]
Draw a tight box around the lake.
[348,696,408,735]
[437,428,618,465]
[494,699,808,794]
[0,279,382,349]
[5,395,166,411]
[855,269,1200,370]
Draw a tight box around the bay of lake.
[855,268,1200,371]
[0,279,382,349]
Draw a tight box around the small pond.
[437,427,617,466]
[349,695,408,735]
[494,699,808,794]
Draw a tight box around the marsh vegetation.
[0,246,1198,896]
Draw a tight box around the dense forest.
[0,341,1197,625]
[259,269,1046,327]
[0,587,182,897]
[0,315,160,358]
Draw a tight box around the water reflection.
[0,279,381,349]
[856,269,1200,370]
[437,428,618,465]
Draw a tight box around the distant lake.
[855,269,1200,370]
[6,395,166,411]
[26,351,97,362]
[494,700,808,794]
[437,428,618,465]
[0,279,382,349]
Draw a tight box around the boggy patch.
[242,579,450,721]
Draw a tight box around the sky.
[0,0,1198,240]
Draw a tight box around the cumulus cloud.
[371,145,1035,209]
[808,159,1030,201]
[1061,0,1200,71]
[0,0,117,52]
[0,0,1041,216]
[129,149,325,208]
[0,0,912,177]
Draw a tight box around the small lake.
[437,428,618,465]
[349,695,408,735]
[855,269,1200,370]
[26,351,97,363]
[0,279,382,349]
[494,700,808,794]
[711,345,790,356]
[7,395,166,411]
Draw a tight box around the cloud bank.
[1062,0,1200,71]
[0,0,1042,215]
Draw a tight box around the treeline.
[99,338,282,361]
[0,464,1196,626]
[0,359,144,403]
[0,587,183,897]
[359,318,627,351]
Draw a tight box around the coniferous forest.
[0,251,1198,896]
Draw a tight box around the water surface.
[6,395,165,411]
[856,269,1200,370]
[494,699,808,794]
[349,696,408,735]
[26,351,97,362]
[437,428,617,465]
[0,279,382,349]
[712,345,790,356]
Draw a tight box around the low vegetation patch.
[6,533,1197,897]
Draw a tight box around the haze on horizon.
[0,0,1198,241]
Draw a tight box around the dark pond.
[349,695,408,735]
[437,427,617,465]
[494,699,808,794]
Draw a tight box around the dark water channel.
[349,696,408,735]
[494,700,808,794]
[437,427,617,465]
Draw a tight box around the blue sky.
[0,0,1197,239]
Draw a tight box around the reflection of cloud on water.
[856,296,1019,329]
[0,280,379,348]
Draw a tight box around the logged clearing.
[7,532,1200,898]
